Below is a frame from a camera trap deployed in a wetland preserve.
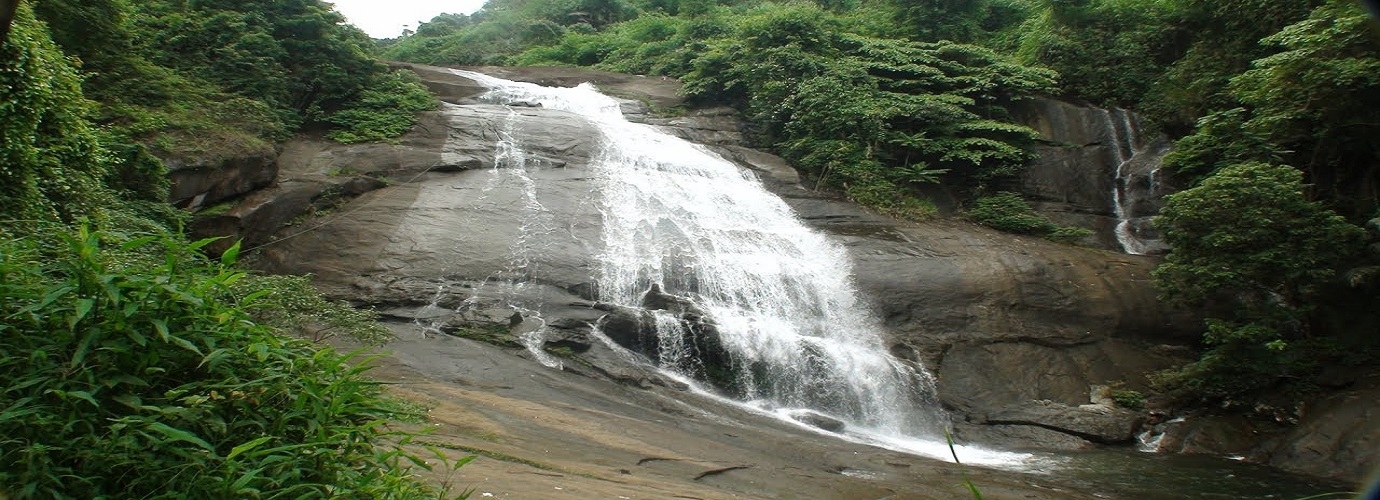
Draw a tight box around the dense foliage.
[1,4,449,496]
[0,6,114,231]
[0,230,438,498]
[1152,163,1368,400]
[30,0,435,168]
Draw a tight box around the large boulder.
[985,400,1145,444]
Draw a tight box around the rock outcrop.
[166,150,278,210]
[1008,98,1175,253]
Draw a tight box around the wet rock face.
[239,64,1199,453]
[1007,98,1176,253]
[791,410,847,433]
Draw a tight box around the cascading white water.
[1102,108,1155,255]
[455,69,947,439]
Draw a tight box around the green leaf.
[152,318,170,341]
[227,436,273,460]
[146,422,214,451]
[72,298,94,326]
[221,241,242,266]
[187,237,223,252]
[119,236,160,252]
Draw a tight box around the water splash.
[455,69,947,439]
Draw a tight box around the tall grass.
[0,227,451,498]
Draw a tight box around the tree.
[1227,0,1380,215]
[0,5,113,230]
[1152,162,1366,401]
[1154,162,1363,325]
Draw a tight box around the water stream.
[1101,108,1153,255]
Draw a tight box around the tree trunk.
[0,0,19,48]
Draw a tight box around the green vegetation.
[1109,389,1146,410]
[1152,163,1370,403]
[965,192,1090,242]
[0,230,443,497]
[446,324,523,349]
[30,0,435,168]
[0,3,452,496]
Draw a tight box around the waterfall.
[1101,108,1163,255]
[454,69,947,439]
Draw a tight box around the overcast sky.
[330,0,487,38]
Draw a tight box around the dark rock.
[597,307,658,358]
[168,151,278,209]
[1260,376,1380,482]
[987,400,1145,444]
[388,62,487,104]
[953,422,1096,451]
[1148,415,1266,456]
[936,340,1180,417]
[1007,98,1176,252]
[791,410,846,433]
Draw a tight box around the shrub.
[965,192,1055,234]
[1109,389,1146,410]
[0,228,443,498]
[326,71,438,144]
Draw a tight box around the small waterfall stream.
[1100,108,1170,255]
[453,69,989,458]
[1102,109,1150,255]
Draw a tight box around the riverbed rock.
[986,400,1145,444]
[791,410,847,433]
[167,150,278,209]
[1259,374,1380,482]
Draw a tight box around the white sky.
[330,0,488,38]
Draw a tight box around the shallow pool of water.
[1040,448,1355,499]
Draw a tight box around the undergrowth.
[0,227,454,498]
[966,191,1092,243]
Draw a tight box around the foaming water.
[454,68,1001,462]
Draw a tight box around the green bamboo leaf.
[187,237,223,252]
[118,236,159,252]
[146,422,214,451]
[221,241,242,266]
[227,436,273,460]
[152,318,170,341]
[170,335,203,355]
[51,390,99,408]
[72,298,94,325]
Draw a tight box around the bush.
[1109,389,1146,410]
[0,228,443,498]
[326,71,438,144]
[965,192,1055,234]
